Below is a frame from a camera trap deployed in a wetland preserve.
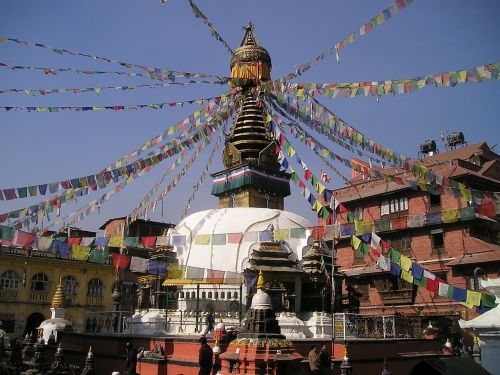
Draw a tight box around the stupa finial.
[51,277,65,309]
[256,270,265,290]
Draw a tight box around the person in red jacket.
[198,336,213,375]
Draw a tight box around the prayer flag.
[481,294,497,308]
[438,282,450,297]
[140,236,156,248]
[390,262,401,277]
[206,269,224,284]
[167,263,186,279]
[111,253,131,270]
[451,287,467,302]
[400,255,412,272]
[130,256,149,273]
[148,260,166,276]
[186,266,204,280]
[466,290,481,307]
[350,235,361,250]
[70,245,90,260]
[211,233,227,245]
[377,255,391,271]
[227,232,243,243]
[108,237,124,248]
[194,234,211,245]
[123,237,139,247]
[88,248,109,264]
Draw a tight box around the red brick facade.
[328,143,499,322]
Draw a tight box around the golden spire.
[256,270,265,290]
[51,278,65,309]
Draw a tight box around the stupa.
[38,279,72,344]
[219,271,303,374]
[161,22,312,335]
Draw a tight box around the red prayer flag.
[67,237,82,245]
[111,253,131,270]
[15,230,36,247]
[425,277,439,293]
[227,233,243,244]
[310,226,325,239]
[206,269,224,284]
[477,202,496,217]
[140,236,157,248]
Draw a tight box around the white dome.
[251,289,272,310]
[173,207,311,276]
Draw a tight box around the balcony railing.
[86,295,104,306]
[0,289,18,301]
[29,291,49,303]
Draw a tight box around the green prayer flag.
[211,233,226,246]
[389,248,401,264]
[123,237,139,247]
[88,248,109,264]
[481,293,497,308]
[290,228,306,238]
[0,225,15,241]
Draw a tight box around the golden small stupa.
[51,278,65,309]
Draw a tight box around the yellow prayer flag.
[442,209,459,223]
[108,237,124,248]
[274,229,290,241]
[401,269,414,283]
[466,290,481,307]
[318,183,325,195]
[194,234,211,245]
[418,181,428,192]
[312,200,322,213]
[400,255,412,272]
[322,148,329,158]
[288,146,296,158]
[167,264,186,279]
[71,245,90,260]
[458,70,467,83]
[350,235,361,250]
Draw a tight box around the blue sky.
[1,0,499,233]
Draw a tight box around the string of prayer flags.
[187,0,234,55]
[0,37,226,81]
[130,125,221,221]
[269,92,497,204]
[279,62,500,99]
[0,79,227,96]
[282,0,414,80]
[1,94,226,113]
[6,122,222,231]
[181,123,225,219]
[352,233,498,311]
[0,97,234,204]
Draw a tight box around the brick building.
[331,142,499,336]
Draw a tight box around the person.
[308,345,319,374]
[317,344,331,375]
[198,336,213,375]
[124,342,138,375]
[203,311,215,336]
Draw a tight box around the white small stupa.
[39,278,72,344]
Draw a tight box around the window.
[387,234,411,253]
[375,276,415,305]
[201,292,206,299]
[62,275,78,295]
[179,292,185,299]
[0,271,19,290]
[233,292,238,299]
[381,200,390,217]
[31,273,49,292]
[214,292,219,299]
[353,206,363,221]
[430,229,445,255]
[207,292,212,299]
[191,291,196,299]
[87,278,103,296]
[465,268,486,291]
[429,194,441,207]
[221,292,226,299]
[381,196,408,217]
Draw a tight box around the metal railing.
[333,313,423,340]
